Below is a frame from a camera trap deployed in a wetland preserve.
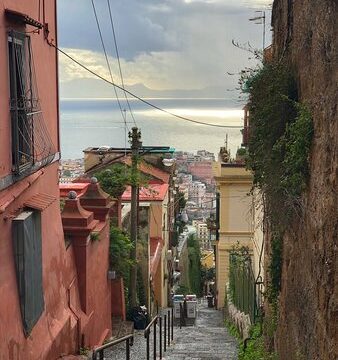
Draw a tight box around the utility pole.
[249,11,266,50]
[129,127,141,308]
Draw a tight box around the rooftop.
[84,146,175,154]
[59,183,90,198]
[121,183,169,202]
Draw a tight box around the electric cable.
[50,45,243,129]
[90,0,129,131]
[107,0,137,127]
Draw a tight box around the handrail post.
[153,318,157,360]
[159,316,163,359]
[146,330,150,360]
[164,314,167,352]
[168,310,171,347]
[126,338,130,360]
[92,334,134,360]
[171,307,174,341]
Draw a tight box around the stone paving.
[163,300,238,360]
[102,301,238,360]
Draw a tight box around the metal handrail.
[144,308,175,360]
[144,315,159,335]
[92,333,134,360]
[144,315,159,360]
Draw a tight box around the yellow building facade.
[213,162,254,309]
[201,250,214,269]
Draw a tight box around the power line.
[90,0,129,131]
[51,45,243,129]
[107,0,137,127]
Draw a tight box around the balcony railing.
[229,252,262,323]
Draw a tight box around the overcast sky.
[57,0,271,94]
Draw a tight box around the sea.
[60,98,244,160]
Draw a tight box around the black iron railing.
[144,308,174,360]
[229,252,262,323]
[92,333,134,360]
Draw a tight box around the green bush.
[175,285,190,295]
[95,163,131,198]
[109,226,134,278]
[109,226,134,310]
[95,162,149,198]
[225,320,278,360]
[237,147,247,156]
[239,325,278,360]
[187,234,202,296]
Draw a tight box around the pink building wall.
[187,161,214,184]
[0,1,114,358]
[0,0,59,177]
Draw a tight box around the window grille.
[8,30,56,176]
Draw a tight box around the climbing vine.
[242,60,313,305]
[244,61,313,227]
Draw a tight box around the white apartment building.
[192,220,210,249]
[188,181,206,206]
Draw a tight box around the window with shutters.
[12,210,44,335]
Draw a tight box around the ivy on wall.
[242,61,313,305]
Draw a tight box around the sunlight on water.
[60,99,245,160]
[136,108,243,120]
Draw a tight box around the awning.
[24,193,56,211]
[5,9,43,29]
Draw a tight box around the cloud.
[58,0,271,92]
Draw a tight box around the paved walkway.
[103,301,238,360]
[163,300,238,360]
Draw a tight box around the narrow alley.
[163,300,238,360]
[104,300,238,360]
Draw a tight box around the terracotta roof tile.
[24,193,56,211]
[121,183,169,202]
